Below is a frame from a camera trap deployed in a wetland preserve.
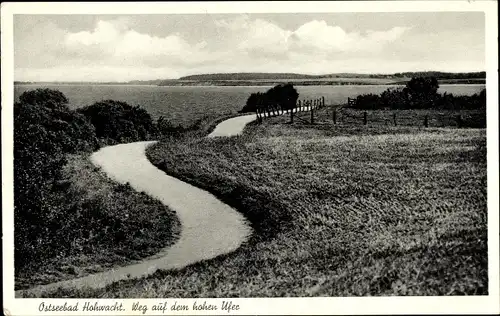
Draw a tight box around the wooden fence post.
[322,96,325,108]
[424,115,429,127]
[363,111,367,125]
[333,108,337,124]
[311,107,314,124]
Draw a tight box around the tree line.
[350,77,486,110]
[392,71,485,79]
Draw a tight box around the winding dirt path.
[207,114,258,137]
[17,106,314,296]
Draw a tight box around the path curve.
[208,114,258,137]
[17,106,314,296]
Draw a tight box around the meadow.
[14,84,485,126]
[37,112,487,297]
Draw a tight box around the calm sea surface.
[14,84,485,126]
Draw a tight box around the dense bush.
[351,77,486,110]
[77,100,156,143]
[354,93,383,110]
[380,87,409,109]
[435,89,486,110]
[14,90,160,272]
[14,90,99,268]
[240,83,299,113]
[393,71,485,79]
[18,88,69,111]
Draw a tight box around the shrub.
[380,87,409,109]
[435,89,486,110]
[14,90,99,268]
[77,100,155,143]
[350,77,486,111]
[354,93,383,110]
[18,88,69,111]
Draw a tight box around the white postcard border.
[2,1,498,315]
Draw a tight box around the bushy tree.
[404,77,440,108]
[240,84,299,113]
[18,88,69,111]
[267,83,299,110]
[78,100,155,143]
[240,92,262,113]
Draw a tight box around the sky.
[14,12,485,82]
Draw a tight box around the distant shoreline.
[14,79,486,87]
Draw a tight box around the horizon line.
[14,70,487,84]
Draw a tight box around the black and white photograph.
[2,1,499,315]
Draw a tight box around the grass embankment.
[43,116,486,297]
[16,154,181,290]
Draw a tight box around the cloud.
[14,15,482,82]
[215,16,409,56]
[215,16,292,57]
[63,19,207,67]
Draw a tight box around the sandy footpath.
[208,114,258,137]
[207,106,313,138]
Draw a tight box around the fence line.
[256,96,326,124]
[324,106,483,128]
[255,97,476,128]
[335,97,482,128]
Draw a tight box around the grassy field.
[16,154,181,290]
[39,115,487,297]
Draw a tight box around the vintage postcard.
[2,1,499,315]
